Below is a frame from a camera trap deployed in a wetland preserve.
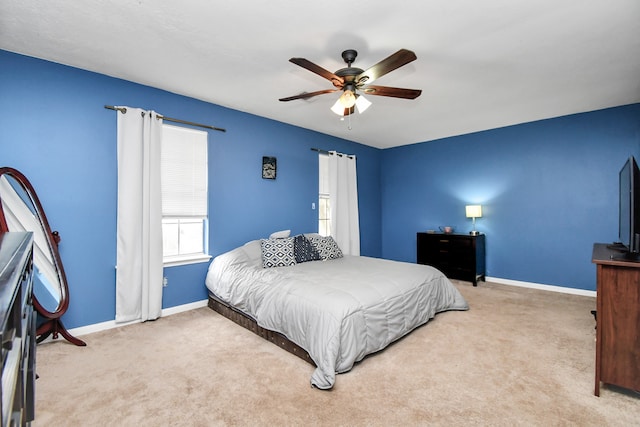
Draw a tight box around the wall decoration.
[262,156,277,179]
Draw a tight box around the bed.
[205,234,469,389]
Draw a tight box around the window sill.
[163,254,212,267]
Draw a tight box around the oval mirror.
[0,167,85,346]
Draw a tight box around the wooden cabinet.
[0,232,35,425]
[592,243,640,396]
[417,232,485,286]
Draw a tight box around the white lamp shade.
[355,94,371,113]
[331,99,346,115]
[339,90,356,108]
[465,205,482,218]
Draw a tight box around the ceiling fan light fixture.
[331,90,357,116]
[332,89,371,116]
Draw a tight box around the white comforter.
[205,240,469,389]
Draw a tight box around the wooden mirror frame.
[0,167,85,346]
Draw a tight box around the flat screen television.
[617,155,640,260]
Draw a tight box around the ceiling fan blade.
[360,85,422,99]
[279,88,339,102]
[356,49,417,85]
[289,58,344,88]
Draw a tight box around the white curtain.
[328,151,360,256]
[115,107,164,323]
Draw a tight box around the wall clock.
[262,156,277,179]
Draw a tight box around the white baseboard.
[486,276,596,298]
[67,299,209,338]
[62,279,594,339]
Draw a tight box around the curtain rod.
[310,147,353,159]
[104,105,226,133]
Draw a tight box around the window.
[161,124,210,266]
[318,154,331,236]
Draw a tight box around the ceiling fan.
[279,49,422,116]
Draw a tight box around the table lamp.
[465,205,482,235]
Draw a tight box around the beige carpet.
[33,281,639,426]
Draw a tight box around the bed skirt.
[207,293,315,366]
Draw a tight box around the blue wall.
[2,50,639,329]
[0,50,381,328]
[381,104,640,291]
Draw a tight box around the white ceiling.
[2,1,639,149]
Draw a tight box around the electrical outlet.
[312,202,316,209]
[163,277,168,287]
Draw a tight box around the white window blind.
[161,124,208,217]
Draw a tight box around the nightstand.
[417,232,486,286]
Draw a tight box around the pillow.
[308,235,343,260]
[241,240,263,266]
[260,237,296,268]
[269,229,291,239]
[293,234,321,263]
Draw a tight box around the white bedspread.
[205,240,469,389]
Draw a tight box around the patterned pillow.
[309,235,343,260]
[293,234,321,263]
[260,237,296,268]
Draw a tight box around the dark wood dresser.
[591,243,640,396]
[0,232,35,425]
[417,232,486,286]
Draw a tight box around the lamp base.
[469,230,481,236]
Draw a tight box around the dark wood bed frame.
[207,293,315,366]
